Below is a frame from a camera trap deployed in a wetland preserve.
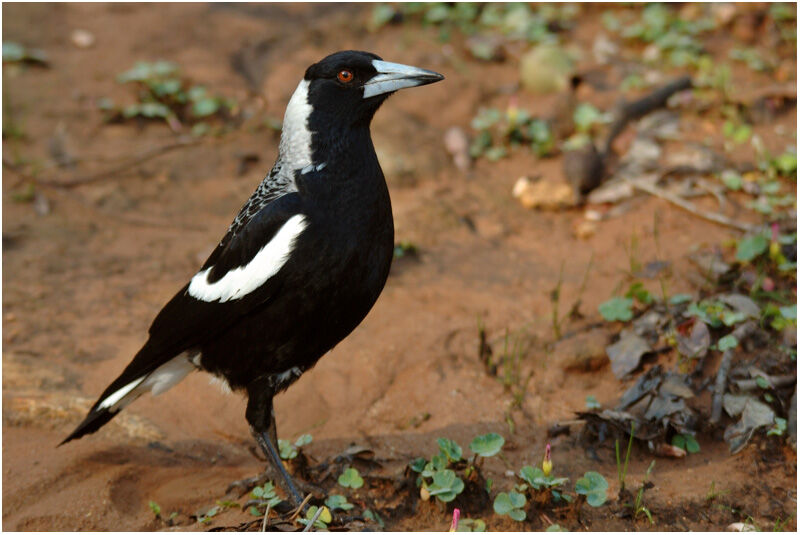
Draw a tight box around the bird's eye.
[337,70,354,83]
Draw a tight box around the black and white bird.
[62,50,444,504]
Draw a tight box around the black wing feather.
[62,193,306,444]
[150,191,305,357]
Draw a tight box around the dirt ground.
[2,3,796,532]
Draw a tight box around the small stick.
[34,138,201,189]
[261,503,271,532]
[711,321,758,424]
[301,505,324,532]
[289,494,313,521]
[734,375,796,391]
[631,180,757,233]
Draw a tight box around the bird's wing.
[62,191,308,444]
[150,190,307,354]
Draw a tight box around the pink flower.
[449,508,461,532]
[543,443,553,477]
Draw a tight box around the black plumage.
[62,50,443,504]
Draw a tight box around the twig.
[301,504,324,532]
[34,137,201,188]
[261,503,271,532]
[289,494,313,521]
[631,180,757,233]
[711,321,758,424]
[4,156,207,231]
[734,375,796,391]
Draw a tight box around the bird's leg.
[245,378,304,507]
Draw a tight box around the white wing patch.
[188,214,309,303]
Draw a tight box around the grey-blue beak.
[362,59,444,99]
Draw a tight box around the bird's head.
[279,50,443,167]
[304,50,444,126]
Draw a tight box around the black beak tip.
[421,71,445,85]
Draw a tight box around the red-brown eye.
[337,70,354,83]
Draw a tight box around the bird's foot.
[226,469,319,513]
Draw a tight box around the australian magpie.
[61,50,444,505]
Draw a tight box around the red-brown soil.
[2,3,796,531]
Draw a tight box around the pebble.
[70,29,95,48]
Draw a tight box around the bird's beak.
[362,60,444,99]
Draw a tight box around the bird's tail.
[59,343,196,446]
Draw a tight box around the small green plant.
[148,500,161,518]
[729,48,772,72]
[599,296,634,322]
[196,505,221,524]
[470,432,505,457]
[2,41,47,65]
[516,444,572,504]
[671,434,700,453]
[412,434,505,504]
[427,469,466,502]
[248,482,282,516]
[585,395,601,410]
[457,517,487,532]
[767,417,788,437]
[705,481,730,502]
[363,508,385,528]
[625,282,654,306]
[469,105,555,161]
[772,514,794,531]
[615,423,635,492]
[297,505,332,530]
[575,471,609,507]
[278,433,312,460]
[338,467,365,489]
[107,60,237,130]
[717,334,738,351]
[410,438,466,503]
[736,232,770,263]
[611,3,714,66]
[631,461,656,524]
[573,102,607,134]
[325,494,354,511]
[493,491,527,521]
[723,120,753,145]
[393,241,419,258]
[438,437,463,462]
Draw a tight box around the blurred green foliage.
[102,60,237,131]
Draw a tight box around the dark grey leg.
[245,377,304,507]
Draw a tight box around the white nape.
[188,214,309,303]
[280,79,314,170]
[96,354,197,412]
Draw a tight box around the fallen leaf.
[717,294,760,319]
[606,329,651,379]
[723,397,775,453]
[676,319,710,359]
[617,366,663,409]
